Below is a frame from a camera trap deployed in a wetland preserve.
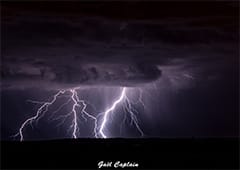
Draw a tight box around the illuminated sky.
[1,1,239,140]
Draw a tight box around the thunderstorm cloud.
[1,2,238,90]
[1,2,239,139]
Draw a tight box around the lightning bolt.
[70,89,98,138]
[14,87,144,141]
[15,90,65,141]
[99,87,126,138]
[99,87,144,138]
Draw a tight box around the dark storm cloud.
[1,2,238,89]
[1,2,239,139]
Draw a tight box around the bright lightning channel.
[99,87,126,138]
[14,87,144,141]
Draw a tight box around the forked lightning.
[14,87,144,140]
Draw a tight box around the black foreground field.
[1,138,239,169]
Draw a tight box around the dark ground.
[1,138,239,169]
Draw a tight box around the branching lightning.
[99,87,126,138]
[15,90,65,141]
[14,87,144,141]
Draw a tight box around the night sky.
[1,1,239,140]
